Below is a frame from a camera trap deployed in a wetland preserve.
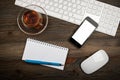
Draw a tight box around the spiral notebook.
[22,38,69,70]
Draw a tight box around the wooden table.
[0,0,120,80]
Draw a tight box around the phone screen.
[72,19,96,45]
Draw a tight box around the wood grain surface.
[0,0,120,80]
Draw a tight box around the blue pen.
[24,59,63,66]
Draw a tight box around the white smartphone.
[70,17,98,48]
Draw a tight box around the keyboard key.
[47,10,62,18]
[62,15,69,20]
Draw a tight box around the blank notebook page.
[22,38,69,70]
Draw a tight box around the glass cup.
[17,5,48,35]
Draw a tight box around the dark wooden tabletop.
[0,0,120,80]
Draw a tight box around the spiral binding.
[27,38,68,51]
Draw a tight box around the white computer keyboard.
[15,0,120,36]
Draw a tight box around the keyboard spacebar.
[46,10,62,19]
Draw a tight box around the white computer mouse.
[81,50,109,74]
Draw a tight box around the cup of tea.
[17,5,48,35]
